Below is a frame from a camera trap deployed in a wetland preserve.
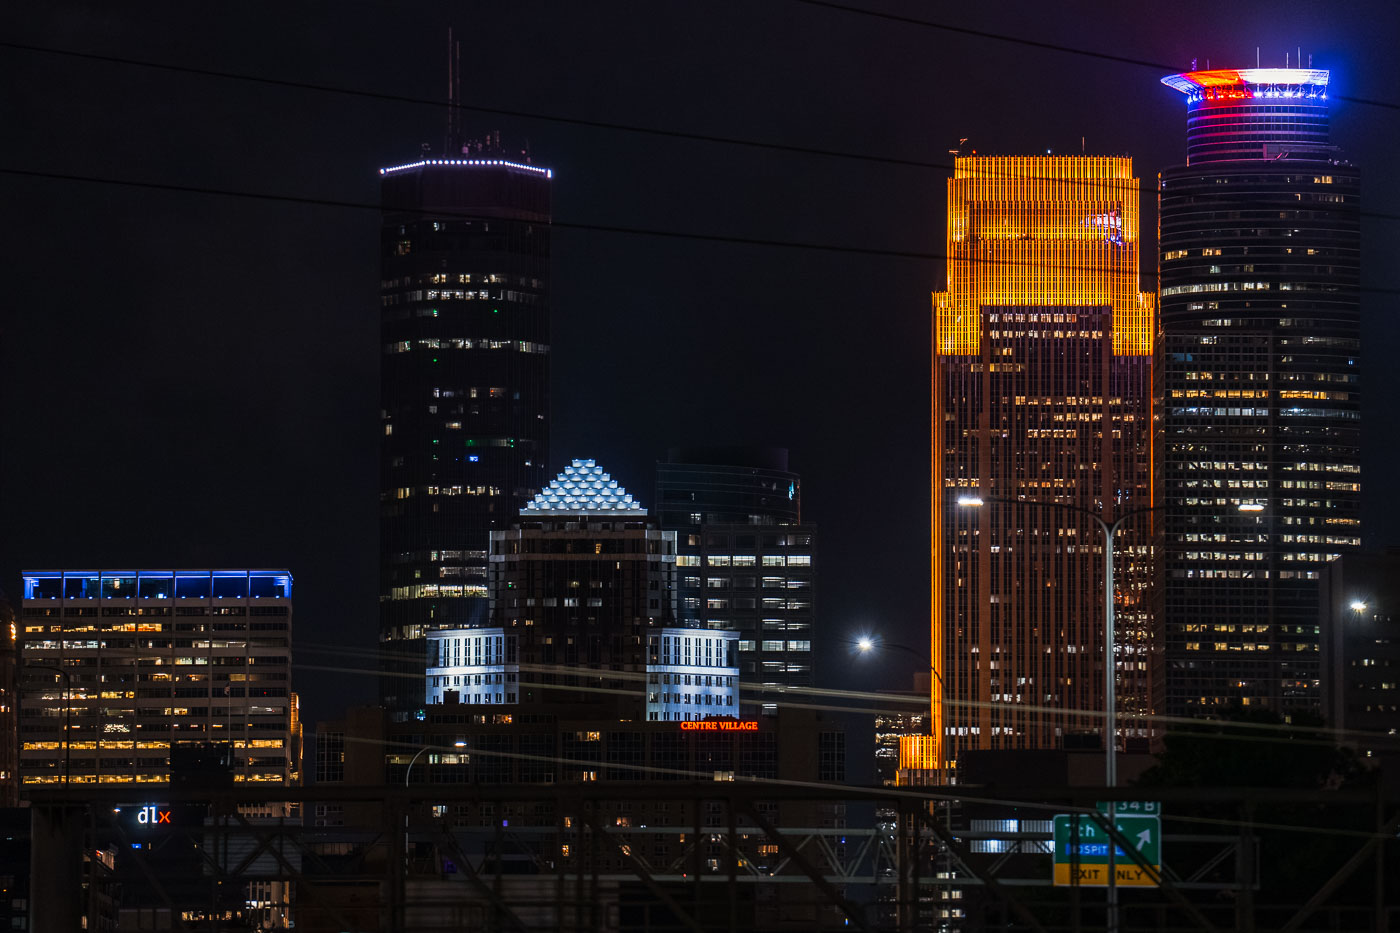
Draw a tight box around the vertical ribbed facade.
[1158,69,1361,716]
[931,157,1156,772]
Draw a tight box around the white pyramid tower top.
[521,459,647,516]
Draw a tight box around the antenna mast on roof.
[445,27,462,156]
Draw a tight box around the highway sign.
[1096,800,1161,817]
[1052,813,1161,887]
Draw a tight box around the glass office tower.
[656,448,816,710]
[930,156,1157,772]
[1158,68,1361,716]
[378,144,552,708]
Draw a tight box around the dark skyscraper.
[655,448,816,711]
[378,143,552,708]
[1158,68,1361,716]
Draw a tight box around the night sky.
[4,2,1398,730]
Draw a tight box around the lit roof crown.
[521,459,647,516]
[1161,68,1329,101]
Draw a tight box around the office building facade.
[656,448,816,708]
[18,569,296,787]
[489,459,677,709]
[425,627,519,706]
[930,156,1157,772]
[645,628,739,722]
[1158,68,1361,715]
[378,143,552,707]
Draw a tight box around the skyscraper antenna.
[445,27,462,156]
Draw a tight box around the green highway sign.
[1096,800,1162,816]
[1052,813,1161,887]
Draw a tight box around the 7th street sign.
[1052,814,1161,887]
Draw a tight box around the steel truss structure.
[25,781,1399,932]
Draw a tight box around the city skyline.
[3,5,1399,732]
[3,7,1399,929]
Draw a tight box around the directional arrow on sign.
[1136,829,1151,850]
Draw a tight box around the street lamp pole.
[404,739,467,788]
[956,492,1263,933]
[855,638,943,686]
[958,495,1159,933]
[404,745,432,789]
[954,495,1260,931]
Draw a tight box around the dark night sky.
[3,2,1398,730]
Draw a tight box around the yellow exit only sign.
[1053,862,1161,887]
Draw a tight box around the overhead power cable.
[3,38,1399,224]
[788,0,1400,112]
[333,731,1399,844]
[294,649,1400,751]
[5,165,1399,296]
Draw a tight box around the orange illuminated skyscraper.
[929,156,1157,773]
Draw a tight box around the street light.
[956,494,1264,779]
[854,636,942,685]
[1350,600,1369,613]
[958,494,1152,933]
[957,494,1264,932]
[404,740,468,787]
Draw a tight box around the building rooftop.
[378,158,553,178]
[22,569,292,600]
[521,459,646,516]
[1161,68,1329,100]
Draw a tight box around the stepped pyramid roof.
[521,459,647,516]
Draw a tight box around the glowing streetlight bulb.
[1350,600,1368,613]
[1238,503,1265,512]
[957,496,985,507]
[857,637,874,652]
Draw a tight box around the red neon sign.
[679,720,757,732]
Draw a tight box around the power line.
[4,38,1400,225]
[0,39,937,172]
[294,650,1400,751]
[6,165,1399,296]
[788,0,1400,112]
[335,733,1398,844]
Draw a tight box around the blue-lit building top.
[19,568,295,788]
[22,569,292,601]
